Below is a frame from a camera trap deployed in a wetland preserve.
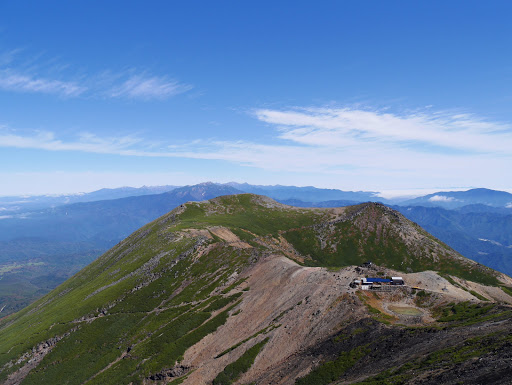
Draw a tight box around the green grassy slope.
[283,203,500,285]
[0,195,325,384]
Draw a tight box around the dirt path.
[181,255,361,385]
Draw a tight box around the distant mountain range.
[0,185,179,214]
[0,182,511,316]
[226,182,382,203]
[400,188,512,209]
[3,184,511,214]
[0,183,385,215]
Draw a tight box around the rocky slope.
[0,194,511,385]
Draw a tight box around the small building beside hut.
[364,278,391,284]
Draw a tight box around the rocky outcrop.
[3,328,78,385]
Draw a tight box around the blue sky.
[0,1,511,196]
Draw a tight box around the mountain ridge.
[1,183,512,318]
[1,194,511,384]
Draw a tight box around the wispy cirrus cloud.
[0,69,86,97]
[0,68,191,100]
[108,74,192,100]
[254,107,512,154]
[0,129,145,155]
[2,106,511,162]
[0,49,191,100]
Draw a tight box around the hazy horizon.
[1,181,510,201]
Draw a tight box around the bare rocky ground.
[172,230,512,385]
[183,255,361,384]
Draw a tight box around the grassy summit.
[175,195,499,284]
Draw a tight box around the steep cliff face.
[0,194,511,385]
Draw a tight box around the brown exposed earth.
[171,228,512,384]
[183,255,359,384]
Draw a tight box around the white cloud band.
[0,105,510,190]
